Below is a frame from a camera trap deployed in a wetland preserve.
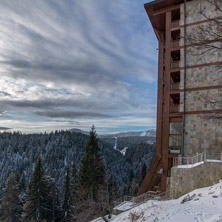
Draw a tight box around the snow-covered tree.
[23,157,61,221]
[77,126,107,221]
[0,174,23,222]
[78,126,106,202]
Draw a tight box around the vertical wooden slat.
[161,11,172,192]
[156,33,164,156]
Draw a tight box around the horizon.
[0,0,157,133]
[0,126,156,135]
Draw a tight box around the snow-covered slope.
[99,129,156,138]
[94,180,222,222]
[120,147,128,156]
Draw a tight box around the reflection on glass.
[169,122,182,154]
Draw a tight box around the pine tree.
[70,160,78,220]
[0,174,23,222]
[46,176,62,221]
[62,166,73,222]
[23,157,52,221]
[140,163,147,186]
[78,126,106,202]
[77,126,106,221]
[62,160,78,222]
[126,170,134,195]
[108,175,120,206]
[15,172,26,207]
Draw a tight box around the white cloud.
[0,0,158,133]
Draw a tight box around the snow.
[113,137,117,150]
[140,131,147,136]
[108,180,222,222]
[206,159,222,163]
[176,161,204,168]
[120,147,128,156]
[113,201,135,211]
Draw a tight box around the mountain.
[68,128,156,152]
[68,128,156,138]
[0,131,129,194]
[0,131,155,197]
[69,128,89,135]
[99,129,156,138]
[100,136,155,152]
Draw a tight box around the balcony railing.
[171,39,180,48]
[171,60,180,69]
[173,152,222,167]
[170,103,179,112]
[171,82,180,90]
[169,146,181,154]
[171,20,180,29]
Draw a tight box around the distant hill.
[99,129,156,138]
[68,128,156,152]
[99,130,156,152]
[0,131,130,195]
[0,131,155,196]
[69,128,89,135]
[69,128,156,138]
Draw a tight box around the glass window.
[169,122,182,154]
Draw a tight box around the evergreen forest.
[0,127,155,221]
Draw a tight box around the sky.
[0,0,158,134]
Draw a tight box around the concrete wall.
[170,161,222,198]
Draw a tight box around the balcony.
[170,94,180,113]
[171,39,180,48]
[171,71,180,91]
[171,50,180,69]
[169,146,181,154]
[171,20,180,29]
[171,61,180,69]
[171,82,180,90]
[170,103,179,113]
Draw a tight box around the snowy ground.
[93,180,222,222]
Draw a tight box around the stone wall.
[170,161,222,198]
[180,44,221,67]
[183,114,222,156]
[179,89,222,112]
[180,0,221,25]
[178,0,222,156]
[180,66,222,90]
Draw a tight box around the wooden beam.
[138,155,161,195]
[155,35,164,156]
[153,4,180,16]
[154,29,164,42]
[160,10,172,193]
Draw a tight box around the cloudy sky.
[0,0,158,134]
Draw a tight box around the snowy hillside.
[99,129,156,138]
[94,180,222,222]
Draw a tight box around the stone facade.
[180,0,222,26]
[180,66,222,89]
[180,44,221,67]
[183,114,222,156]
[178,0,222,156]
[170,161,222,199]
[180,89,222,112]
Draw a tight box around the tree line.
[0,126,120,222]
[0,126,152,221]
